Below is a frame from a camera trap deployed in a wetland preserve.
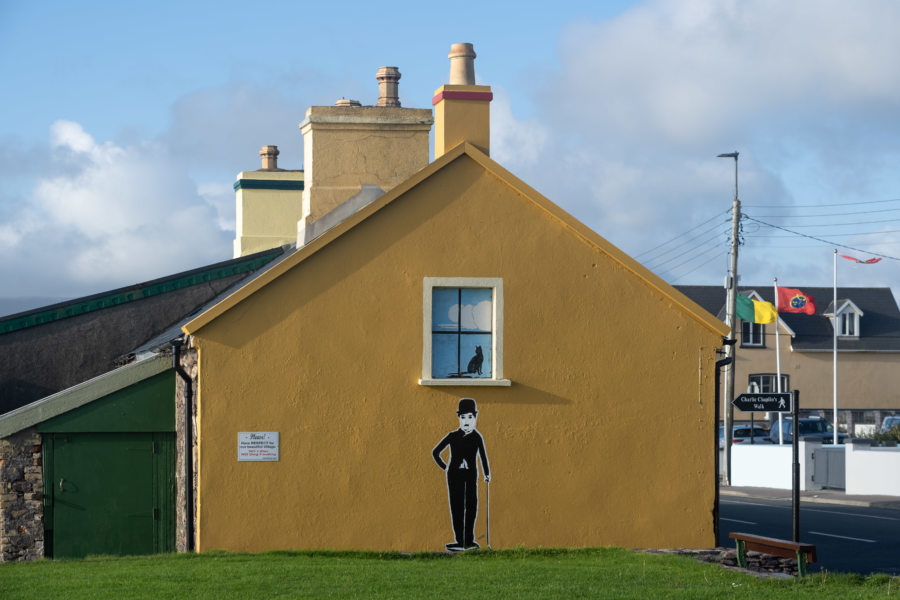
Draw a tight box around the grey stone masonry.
[0,427,43,561]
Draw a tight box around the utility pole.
[718,151,740,486]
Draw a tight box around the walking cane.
[486,479,491,549]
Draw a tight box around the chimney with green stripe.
[233,145,304,257]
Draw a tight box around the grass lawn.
[1,547,898,599]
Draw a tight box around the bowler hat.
[457,397,477,415]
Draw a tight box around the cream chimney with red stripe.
[433,43,492,158]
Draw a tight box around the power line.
[639,218,730,265]
[751,207,900,218]
[743,215,900,261]
[746,228,900,238]
[744,198,900,209]
[658,238,730,279]
[633,209,730,260]
[644,226,729,271]
[744,215,900,228]
[670,248,729,282]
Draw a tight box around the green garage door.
[40,370,176,558]
[45,432,174,557]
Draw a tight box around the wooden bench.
[729,532,817,577]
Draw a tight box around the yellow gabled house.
[181,44,729,553]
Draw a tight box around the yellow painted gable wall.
[191,154,725,553]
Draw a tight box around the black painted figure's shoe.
[464,541,480,550]
[445,542,464,552]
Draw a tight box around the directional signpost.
[732,392,792,413]
[732,389,802,543]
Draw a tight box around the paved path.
[721,485,900,511]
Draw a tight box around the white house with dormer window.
[677,285,900,436]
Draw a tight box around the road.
[718,496,900,575]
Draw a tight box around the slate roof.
[0,247,285,414]
[676,285,900,352]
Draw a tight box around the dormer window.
[839,311,858,337]
[827,299,863,339]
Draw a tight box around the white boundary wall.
[730,441,900,496]
[731,444,797,489]
[845,443,900,496]
[730,442,830,491]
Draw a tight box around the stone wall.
[0,427,43,561]
[174,343,198,552]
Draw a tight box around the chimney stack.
[233,145,304,257]
[433,43,492,158]
[259,145,280,170]
[298,66,433,243]
[376,66,402,107]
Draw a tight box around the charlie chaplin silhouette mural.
[432,397,491,551]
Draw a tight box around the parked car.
[881,415,900,433]
[719,425,771,448]
[768,416,848,444]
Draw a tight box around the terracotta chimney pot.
[448,43,476,85]
[259,145,279,170]
[376,66,402,107]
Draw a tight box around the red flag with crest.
[776,286,816,315]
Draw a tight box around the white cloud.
[507,0,900,290]
[198,182,236,232]
[0,77,325,299]
[0,120,233,296]
[491,86,550,170]
[549,0,900,147]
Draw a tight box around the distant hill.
[0,297,70,318]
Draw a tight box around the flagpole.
[833,249,838,445]
[774,277,784,444]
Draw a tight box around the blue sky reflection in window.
[432,288,493,378]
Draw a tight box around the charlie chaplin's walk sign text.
[732,392,792,413]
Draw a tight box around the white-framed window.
[748,373,789,394]
[740,320,764,347]
[420,277,510,386]
[838,311,858,337]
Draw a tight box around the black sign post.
[792,390,800,543]
[731,390,800,543]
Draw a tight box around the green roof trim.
[0,249,283,335]
[233,179,304,191]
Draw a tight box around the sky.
[2,0,900,315]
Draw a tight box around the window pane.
[458,333,492,378]
[741,321,763,345]
[432,288,460,331]
[459,288,492,332]
[433,333,460,378]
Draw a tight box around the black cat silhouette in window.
[466,346,484,375]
